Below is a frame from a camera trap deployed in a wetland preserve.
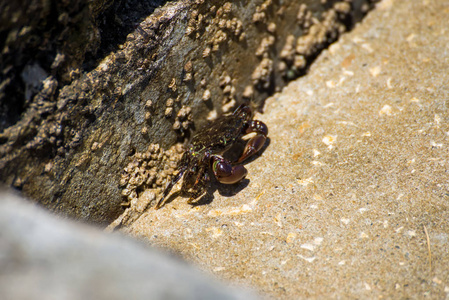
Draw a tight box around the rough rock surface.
[0,0,375,224]
[122,0,449,298]
[0,189,257,300]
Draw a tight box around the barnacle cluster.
[172,105,193,135]
[219,72,238,113]
[183,61,193,82]
[252,57,273,90]
[278,1,352,78]
[252,0,272,24]
[186,2,244,57]
[119,143,184,210]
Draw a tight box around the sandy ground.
[124,0,449,298]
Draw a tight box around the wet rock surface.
[122,0,449,298]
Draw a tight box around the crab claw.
[237,120,268,163]
[212,156,248,184]
[237,134,267,163]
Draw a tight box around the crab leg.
[187,171,210,204]
[212,155,248,184]
[155,167,186,209]
[237,120,268,163]
[155,152,190,209]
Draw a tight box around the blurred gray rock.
[0,189,257,300]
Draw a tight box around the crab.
[155,104,268,209]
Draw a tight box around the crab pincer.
[237,120,268,163]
